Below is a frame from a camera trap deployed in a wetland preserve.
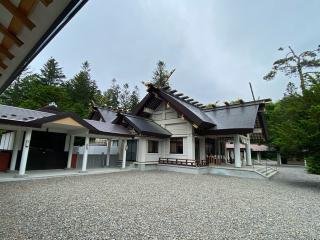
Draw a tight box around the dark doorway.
[16,131,68,170]
[195,138,200,160]
[126,140,137,162]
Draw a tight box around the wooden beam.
[0,0,35,30]
[0,60,8,69]
[40,0,53,7]
[0,44,14,59]
[0,23,23,46]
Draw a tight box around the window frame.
[148,140,159,153]
[170,137,183,154]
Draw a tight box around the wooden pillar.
[18,129,32,176]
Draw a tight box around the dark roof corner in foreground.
[113,113,172,138]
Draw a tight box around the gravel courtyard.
[0,167,319,240]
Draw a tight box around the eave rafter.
[0,44,14,59]
[0,0,35,30]
[0,23,23,46]
[0,60,8,69]
[40,0,53,7]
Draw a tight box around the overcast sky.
[30,0,320,104]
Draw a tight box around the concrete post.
[18,129,32,176]
[122,139,127,169]
[257,151,261,163]
[9,130,22,171]
[246,134,252,166]
[187,135,195,160]
[277,152,282,166]
[66,135,75,169]
[106,139,111,167]
[243,150,247,166]
[81,136,89,172]
[234,135,241,168]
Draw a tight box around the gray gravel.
[0,168,320,240]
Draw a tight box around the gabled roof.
[85,119,133,137]
[89,106,118,122]
[0,104,133,137]
[132,85,270,140]
[133,85,215,129]
[113,113,172,138]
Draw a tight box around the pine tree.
[103,78,120,108]
[264,45,320,93]
[66,61,99,117]
[40,57,66,85]
[128,85,139,112]
[143,60,175,88]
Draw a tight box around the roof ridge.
[159,87,204,109]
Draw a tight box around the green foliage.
[40,57,65,85]
[65,61,100,117]
[102,78,120,109]
[306,155,320,174]
[0,58,140,118]
[144,60,175,88]
[203,103,217,109]
[101,79,139,112]
[266,81,320,174]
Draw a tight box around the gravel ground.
[0,167,319,240]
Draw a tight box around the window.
[148,140,159,153]
[170,137,183,154]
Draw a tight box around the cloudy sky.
[30,0,320,104]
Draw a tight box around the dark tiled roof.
[123,114,172,138]
[204,104,259,130]
[85,119,133,137]
[0,104,54,122]
[96,108,118,122]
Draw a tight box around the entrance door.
[126,140,137,162]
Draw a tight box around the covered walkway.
[0,104,134,177]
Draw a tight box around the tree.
[40,57,66,85]
[101,79,140,112]
[264,46,320,174]
[65,61,100,117]
[128,85,139,112]
[103,78,120,108]
[264,46,320,92]
[144,60,175,88]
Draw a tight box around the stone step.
[255,167,278,178]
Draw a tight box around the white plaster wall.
[74,144,118,155]
[148,102,195,160]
